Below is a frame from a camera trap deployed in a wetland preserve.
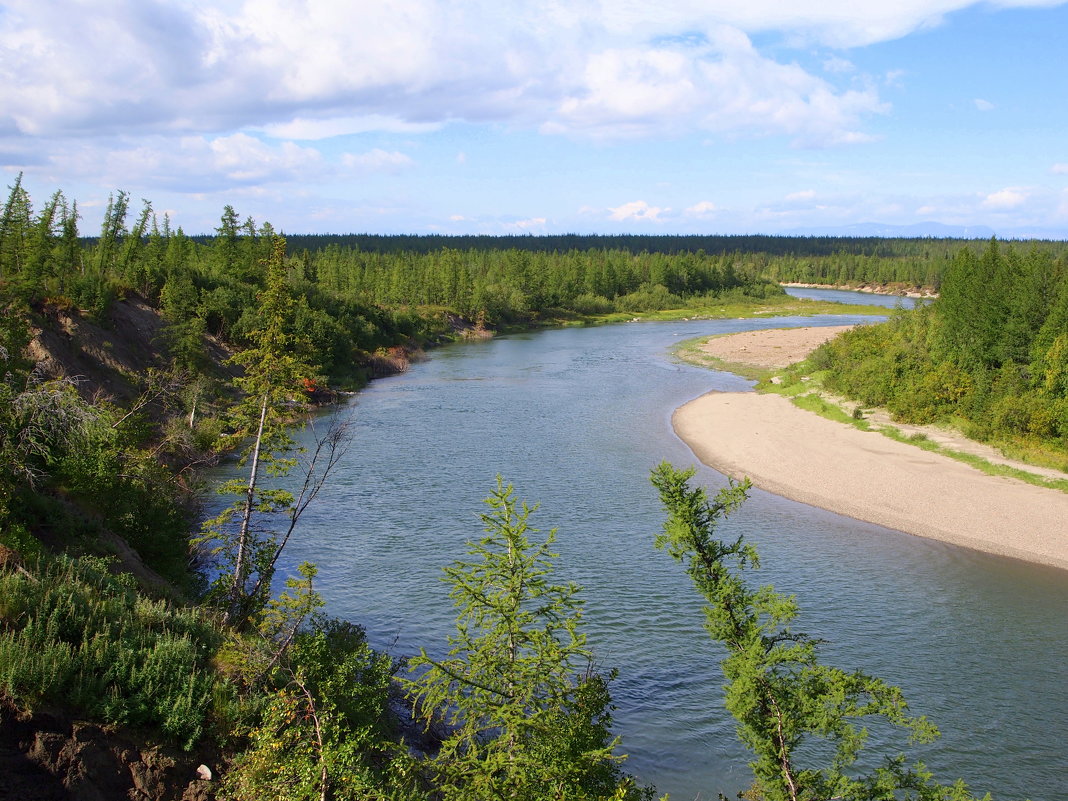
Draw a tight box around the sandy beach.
[674,328,1068,570]
[695,325,855,369]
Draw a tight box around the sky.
[2,0,1068,238]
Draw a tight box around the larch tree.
[404,477,647,801]
[650,462,991,801]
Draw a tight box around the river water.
[212,292,1067,800]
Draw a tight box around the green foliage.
[616,282,684,312]
[160,269,208,369]
[816,240,1068,458]
[0,314,196,579]
[0,555,220,749]
[650,463,991,801]
[404,478,644,801]
[205,235,329,623]
[219,563,415,801]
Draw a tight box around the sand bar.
[696,325,854,369]
[674,327,1068,570]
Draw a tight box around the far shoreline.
[781,281,938,299]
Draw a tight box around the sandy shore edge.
[673,391,1068,571]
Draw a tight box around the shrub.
[0,555,220,749]
[569,292,615,315]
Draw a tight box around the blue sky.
[2,0,1067,237]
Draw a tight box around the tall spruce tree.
[204,235,344,626]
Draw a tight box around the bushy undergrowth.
[0,555,220,748]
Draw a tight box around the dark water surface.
[211,303,1067,800]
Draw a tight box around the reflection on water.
[206,304,1066,801]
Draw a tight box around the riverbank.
[673,327,1068,570]
[781,281,938,299]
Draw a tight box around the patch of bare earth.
[27,296,236,405]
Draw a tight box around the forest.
[810,239,1068,464]
[0,179,1051,800]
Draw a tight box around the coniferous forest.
[811,239,1068,463]
[1,179,1064,800]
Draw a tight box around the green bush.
[615,282,683,312]
[0,555,221,749]
[569,292,616,315]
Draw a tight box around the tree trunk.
[230,393,268,617]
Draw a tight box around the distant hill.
[783,222,998,238]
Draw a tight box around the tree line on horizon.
[1,177,788,387]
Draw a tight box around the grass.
[0,554,222,749]
[781,386,1068,492]
[789,393,872,431]
[602,295,890,322]
[878,425,1068,493]
[512,294,891,333]
[671,336,776,382]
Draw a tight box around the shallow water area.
[207,297,1068,800]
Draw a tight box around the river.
[211,292,1068,799]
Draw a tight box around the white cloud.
[884,69,906,88]
[341,149,415,172]
[982,187,1029,210]
[786,189,817,201]
[608,200,668,221]
[0,0,953,147]
[544,28,887,142]
[567,0,1047,49]
[32,133,339,193]
[262,116,440,140]
[686,200,719,217]
[1052,163,1068,174]
[974,98,995,111]
[505,216,548,230]
[207,133,324,182]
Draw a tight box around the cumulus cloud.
[544,28,887,142]
[7,0,1025,146]
[823,56,855,73]
[608,200,668,221]
[504,216,548,230]
[262,116,440,140]
[884,69,906,88]
[1052,163,1068,174]
[982,187,1029,210]
[35,133,338,193]
[974,98,995,111]
[686,201,719,217]
[4,0,1063,217]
